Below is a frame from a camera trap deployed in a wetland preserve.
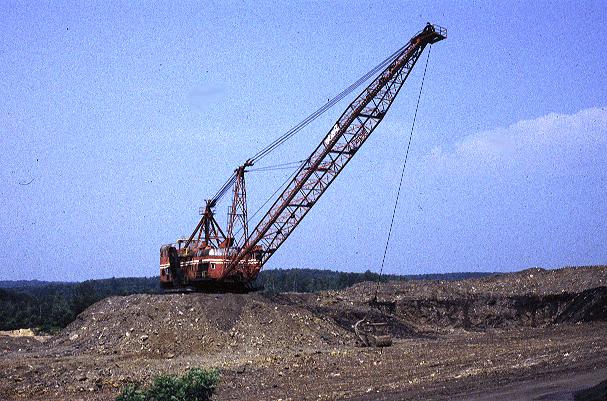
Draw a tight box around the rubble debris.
[0,266,605,401]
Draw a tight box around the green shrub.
[181,368,220,401]
[147,373,185,401]
[116,368,220,401]
[116,384,146,401]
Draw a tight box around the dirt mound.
[555,286,607,323]
[387,290,607,331]
[0,335,45,354]
[341,266,607,302]
[50,292,352,357]
[0,330,49,355]
[312,266,607,333]
[46,266,607,358]
[2,266,607,401]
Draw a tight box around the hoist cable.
[373,45,432,301]
[210,43,408,205]
[250,43,408,164]
[248,159,307,172]
[211,172,237,203]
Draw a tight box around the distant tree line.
[0,277,161,333]
[256,268,395,293]
[255,268,492,293]
[0,269,492,333]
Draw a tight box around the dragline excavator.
[160,23,446,290]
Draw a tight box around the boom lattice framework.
[227,24,446,277]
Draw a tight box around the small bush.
[147,374,185,401]
[116,368,220,401]
[180,368,221,401]
[116,384,146,401]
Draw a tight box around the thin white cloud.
[428,107,607,173]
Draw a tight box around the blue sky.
[1,1,606,281]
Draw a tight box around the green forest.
[0,269,492,333]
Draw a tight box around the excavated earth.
[1,266,606,401]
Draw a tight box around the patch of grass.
[116,368,220,401]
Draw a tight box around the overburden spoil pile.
[1,266,606,401]
[49,266,607,357]
[331,266,607,331]
[50,292,352,357]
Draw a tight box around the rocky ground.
[0,266,606,401]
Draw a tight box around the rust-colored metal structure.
[354,319,393,347]
[160,23,446,290]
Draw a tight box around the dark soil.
[0,265,605,401]
[574,378,607,401]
